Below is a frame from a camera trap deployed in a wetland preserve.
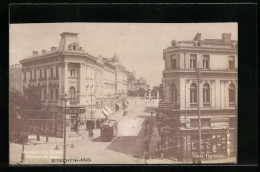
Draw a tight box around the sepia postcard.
[9,23,238,165]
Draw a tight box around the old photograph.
[9,23,238,164]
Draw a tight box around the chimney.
[222,33,232,43]
[194,33,201,41]
[32,51,38,55]
[51,47,57,51]
[42,50,47,54]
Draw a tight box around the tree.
[137,88,146,97]
[9,86,42,142]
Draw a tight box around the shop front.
[176,129,229,162]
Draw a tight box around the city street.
[10,98,159,165]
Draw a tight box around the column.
[58,65,62,105]
[79,63,86,105]
[46,68,49,103]
[64,63,69,94]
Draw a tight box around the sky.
[9,23,237,87]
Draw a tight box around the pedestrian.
[144,151,148,164]
[160,148,164,160]
[150,111,153,117]
[45,127,49,142]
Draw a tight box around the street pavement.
[10,98,158,165]
[10,98,236,165]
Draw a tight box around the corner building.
[20,32,128,137]
[160,33,237,161]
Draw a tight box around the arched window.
[170,84,178,103]
[203,83,210,106]
[69,87,76,100]
[190,83,197,106]
[229,84,236,106]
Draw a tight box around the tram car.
[100,119,118,141]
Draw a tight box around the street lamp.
[197,64,202,163]
[62,93,70,165]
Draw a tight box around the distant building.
[19,32,129,137]
[9,64,22,92]
[134,77,149,91]
[159,33,237,161]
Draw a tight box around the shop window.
[229,118,236,128]
[190,54,197,69]
[201,118,211,128]
[229,56,235,70]
[203,55,209,69]
[190,119,199,128]
[229,83,236,106]
[203,83,210,106]
[190,83,197,106]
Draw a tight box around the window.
[50,68,53,78]
[70,67,76,77]
[30,71,33,80]
[190,54,197,69]
[69,87,76,100]
[229,118,236,128]
[203,83,210,106]
[229,56,235,70]
[34,70,37,80]
[40,69,42,79]
[170,55,177,69]
[203,55,209,69]
[23,72,26,81]
[170,84,178,103]
[229,83,236,106]
[56,67,59,78]
[50,89,53,100]
[44,89,47,100]
[55,89,59,100]
[190,83,197,106]
[44,69,47,78]
[73,45,76,50]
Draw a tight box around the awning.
[104,107,113,114]
[85,109,106,120]
[102,109,110,119]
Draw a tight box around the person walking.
[45,127,49,142]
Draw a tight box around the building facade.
[9,64,23,92]
[19,32,129,137]
[159,33,237,161]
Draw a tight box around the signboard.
[64,108,85,114]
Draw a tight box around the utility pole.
[89,86,94,121]
[62,94,69,165]
[197,64,202,163]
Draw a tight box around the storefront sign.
[64,108,85,114]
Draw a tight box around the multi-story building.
[9,64,23,92]
[19,32,129,137]
[127,71,136,96]
[159,33,237,161]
